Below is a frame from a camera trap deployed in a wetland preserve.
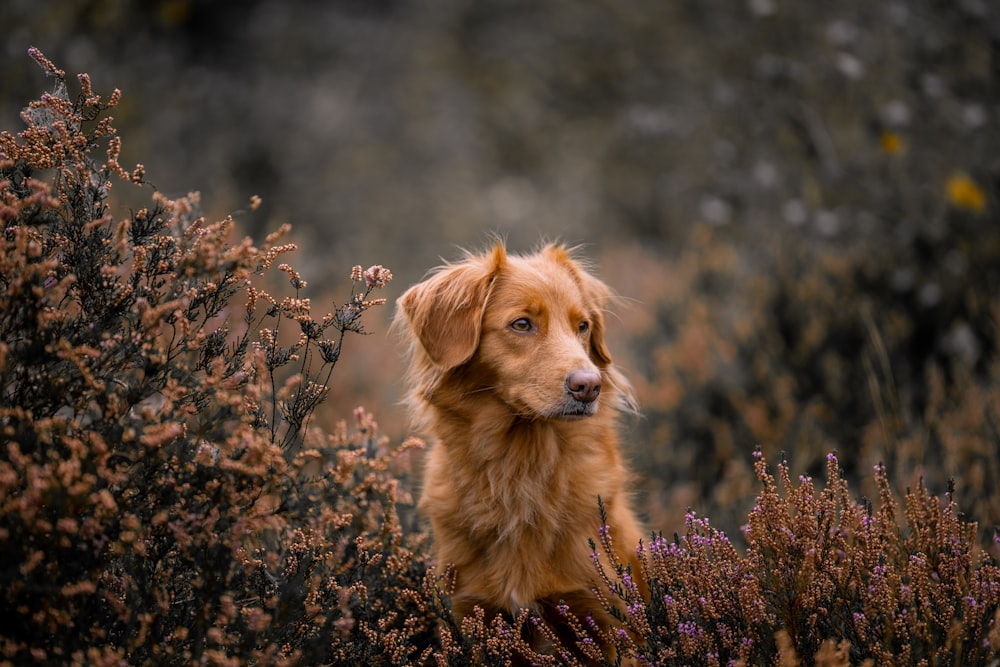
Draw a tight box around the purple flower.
[678,621,703,637]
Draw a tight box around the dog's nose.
[566,369,602,403]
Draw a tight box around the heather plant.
[601,0,1000,548]
[4,48,1000,667]
[592,451,1000,666]
[610,219,1000,553]
[0,49,426,665]
[422,449,1000,666]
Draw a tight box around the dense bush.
[608,214,1000,550]
[0,49,424,665]
[3,51,999,666]
[599,452,1000,666]
[7,0,998,543]
[594,0,1000,546]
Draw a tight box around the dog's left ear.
[541,245,615,367]
[578,266,639,413]
[397,245,507,370]
[584,277,614,367]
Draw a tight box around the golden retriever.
[395,242,643,660]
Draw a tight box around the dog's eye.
[509,318,533,332]
[578,320,590,334]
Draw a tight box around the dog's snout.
[565,369,602,403]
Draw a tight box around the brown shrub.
[2,50,998,667]
[0,49,424,665]
[594,452,1000,666]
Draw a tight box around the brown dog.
[395,243,643,659]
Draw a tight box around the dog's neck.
[421,382,627,560]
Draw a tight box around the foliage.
[594,0,1000,547]
[596,452,1000,666]
[7,0,999,542]
[0,49,416,665]
[3,50,999,667]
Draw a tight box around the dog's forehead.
[489,253,588,312]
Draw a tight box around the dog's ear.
[542,245,616,367]
[578,267,639,413]
[540,244,637,411]
[585,279,614,367]
[398,244,506,370]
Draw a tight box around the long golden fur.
[395,242,643,657]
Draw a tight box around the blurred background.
[3,0,999,544]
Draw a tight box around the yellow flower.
[946,172,986,213]
[880,131,903,155]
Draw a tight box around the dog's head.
[396,243,635,419]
